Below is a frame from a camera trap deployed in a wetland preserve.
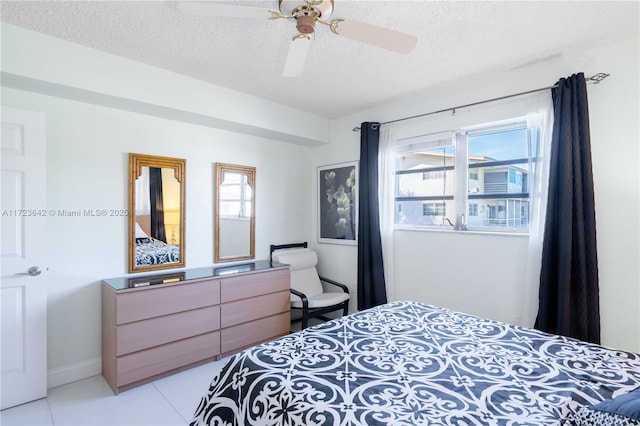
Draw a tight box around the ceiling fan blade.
[283,36,312,77]
[177,2,272,19]
[333,19,417,54]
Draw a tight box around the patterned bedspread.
[135,238,180,266]
[191,301,640,426]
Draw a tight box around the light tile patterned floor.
[0,359,227,426]
[1,318,329,426]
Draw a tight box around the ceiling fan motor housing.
[296,13,316,33]
[280,0,334,34]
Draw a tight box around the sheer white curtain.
[135,166,150,215]
[378,124,397,300]
[521,92,554,327]
[376,92,553,314]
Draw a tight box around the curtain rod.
[352,73,610,132]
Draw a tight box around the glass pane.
[467,128,531,230]
[243,201,252,217]
[220,201,241,216]
[396,146,455,226]
[220,184,241,200]
[220,174,251,218]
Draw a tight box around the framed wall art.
[318,161,358,245]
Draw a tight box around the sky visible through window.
[469,128,530,161]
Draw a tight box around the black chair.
[270,242,350,329]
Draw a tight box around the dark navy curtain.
[149,167,167,243]
[357,122,387,310]
[535,73,600,344]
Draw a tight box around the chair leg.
[343,302,349,317]
[302,311,308,329]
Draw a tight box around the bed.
[134,220,180,266]
[190,300,640,426]
[134,237,180,266]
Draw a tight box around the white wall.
[321,36,640,353]
[1,87,315,385]
[587,37,640,354]
[1,24,323,386]
[219,218,251,258]
[393,230,528,325]
[1,24,329,147]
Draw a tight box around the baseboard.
[47,357,101,389]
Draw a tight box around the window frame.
[394,118,536,234]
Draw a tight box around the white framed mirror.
[215,162,255,263]
[128,153,186,272]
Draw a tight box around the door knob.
[15,266,42,276]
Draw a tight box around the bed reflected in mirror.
[129,153,186,272]
[215,163,255,263]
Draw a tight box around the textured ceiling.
[1,1,638,118]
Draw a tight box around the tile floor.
[1,318,325,426]
[0,358,227,426]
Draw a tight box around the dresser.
[101,261,290,394]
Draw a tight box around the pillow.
[590,388,640,420]
[135,222,151,244]
[135,222,148,238]
[272,248,317,271]
[567,388,640,426]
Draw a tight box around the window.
[423,170,445,180]
[423,202,446,216]
[395,120,538,232]
[397,138,455,226]
[219,173,252,219]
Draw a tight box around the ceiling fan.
[177,0,417,77]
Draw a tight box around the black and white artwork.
[318,161,358,245]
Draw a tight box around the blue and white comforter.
[135,238,180,266]
[191,301,640,426]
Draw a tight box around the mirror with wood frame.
[128,153,186,272]
[215,162,255,263]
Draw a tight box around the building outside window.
[395,121,537,232]
[423,202,446,216]
[423,170,445,180]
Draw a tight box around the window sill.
[393,225,529,238]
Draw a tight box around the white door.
[1,106,47,410]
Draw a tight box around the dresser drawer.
[221,291,289,328]
[220,268,289,303]
[117,306,220,356]
[221,311,289,354]
[116,331,220,387]
[116,279,220,324]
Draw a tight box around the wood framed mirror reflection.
[128,153,186,273]
[215,162,255,263]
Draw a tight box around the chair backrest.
[272,248,323,298]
